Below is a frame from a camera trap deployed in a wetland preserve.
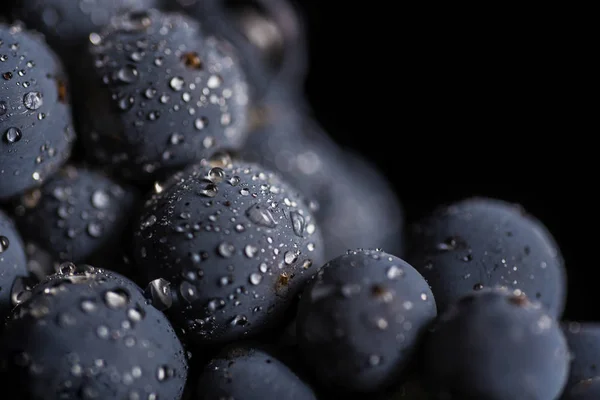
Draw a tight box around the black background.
[294,2,593,320]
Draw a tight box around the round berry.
[407,197,566,317]
[133,157,324,345]
[296,249,436,393]
[182,0,308,100]
[195,344,317,400]
[0,22,74,200]
[562,322,600,388]
[424,288,569,399]
[11,0,161,58]
[0,264,188,399]
[79,9,249,182]
[13,166,138,268]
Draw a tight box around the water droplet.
[244,244,258,258]
[117,95,134,111]
[197,182,218,198]
[129,51,144,62]
[290,212,305,237]
[218,242,235,258]
[192,116,208,131]
[23,91,43,110]
[141,214,157,229]
[249,273,262,285]
[387,266,404,279]
[375,317,388,330]
[91,190,110,209]
[207,75,222,89]
[473,283,484,290]
[219,276,232,286]
[169,76,184,91]
[157,365,174,381]
[220,113,231,126]
[179,281,198,303]
[144,278,172,311]
[143,87,157,99]
[4,127,22,143]
[11,277,32,306]
[3,71,13,80]
[0,236,9,252]
[0,101,7,116]
[259,263,268,273]
[207,167,225,183]
[228,176,240,186]
[246,204,277,228]
[81,299,97,313]
[104,289,129,309]
[58,262,77,275]
[203,136,215,148]
[148,110,160,121]
[87,222,103,238]
[117,65,139,83]
[230,314,248,326]
[369,354,382,366]
[97,325,110,339]
[207,298,225,312]
[436,236,466,252]
[284,251,299,265]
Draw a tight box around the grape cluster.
[0,2,585,399]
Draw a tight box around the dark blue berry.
[194,343,317,400]
[11,0,161,58]
[78,9,249,182]
[562,322,600,388]
[182,0,308,100]
[12,166,138,270]
[0,22,74,200]
[133,157,324,345]
[0,264,188,399]
[296,249,436,393]
[424,288,569,399]
[407,197,566,317]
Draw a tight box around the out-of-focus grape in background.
[294,1,593,320]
